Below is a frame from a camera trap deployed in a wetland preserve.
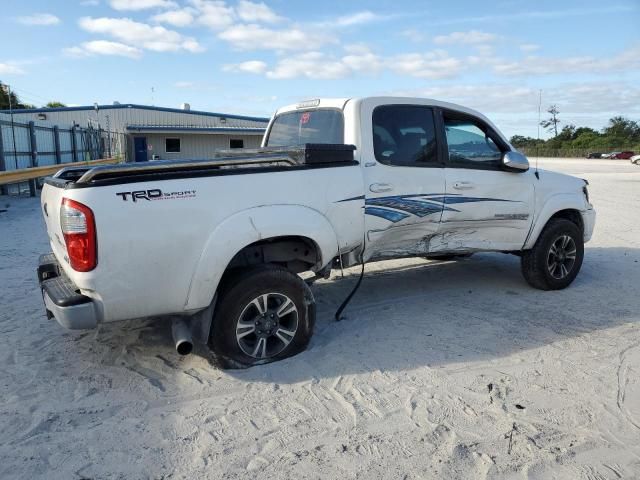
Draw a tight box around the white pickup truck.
[38,97,595,367]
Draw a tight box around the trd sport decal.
[338,193,514,223]
[116,189,196,202]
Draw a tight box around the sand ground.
[0,158,639,479]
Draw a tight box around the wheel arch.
[184,205,339,310]
[524,194,585,250]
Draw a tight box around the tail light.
[60,198,97,272]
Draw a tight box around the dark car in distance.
[586,152,603,159]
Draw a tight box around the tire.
[424,253,473,261]
[521,218,584,290]
[209,265,315,368]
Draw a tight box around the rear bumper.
[38,253,98,330]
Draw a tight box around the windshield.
[265,109,344,146]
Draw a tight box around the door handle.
[453,181,474,190]
[369,183,393,193]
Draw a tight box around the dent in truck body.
[183,204,343,311]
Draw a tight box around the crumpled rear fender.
[184,204,339,310]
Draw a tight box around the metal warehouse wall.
[5,106,269,132]
[141,133,263,161]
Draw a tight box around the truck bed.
[46,144,357,189]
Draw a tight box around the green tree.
[572,131,604,149]
[573,126,598,138]
[556,124,576,142]
[45,101,66,108]
[511,116,639,155]
[0,81,35,109]
[540,104,561,137]
[603,116,640,145]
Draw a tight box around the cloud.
[80,0,100,5]
[0,63,25,75]
[152,1,284,29]
[109,0,177,11]
[174,81,195,88]
[223,60,268,74]
[391,50,464,79]
[264,52,352,79]
[334,11,381,27]
[259,50,455,80]
[223,48,381,80]
[400,29,425,43]
[398,83,640,116]
[218,24,334,51]
[433,6,638,25]
[64,40,142,59]
[16,13,60,26]
[236,1,283,23]
[313,10,392,29]
[390,81,640,137]
[151,8,196,27]
[79,17,203,52]
[190,0,235,29]
[223,46,382,80]
[494,45,640,76]
[342,44,384,72]
[519,43,540,52]
[433,30,498,45]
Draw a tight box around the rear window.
[265,109,344,146]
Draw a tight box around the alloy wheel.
[547,235,577,279]
[235,292,299,359]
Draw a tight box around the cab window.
[372,105,438,167]
[443,114,503,168]
[266,109,344,146]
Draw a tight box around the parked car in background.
[586,152,603,159]
[602,152,620,158]
[630,154,640,165]
[612,151,635,160]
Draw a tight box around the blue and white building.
[2,103,269,162]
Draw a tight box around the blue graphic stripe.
[364,207,410,222]
[366,197,444,217]
[339,192,514,223]
[336,195,365,202]
[427,196,515,204]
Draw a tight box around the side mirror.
[503,151,529,172]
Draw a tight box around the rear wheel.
[209,265,315,368]
[521,218,584,290]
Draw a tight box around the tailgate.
[41,182,69,267]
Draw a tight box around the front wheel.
[521,218,584,290]
[209,265,315,368]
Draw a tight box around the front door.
[362,103,446,261]
[434,110,534,252]
[134,136,148,162]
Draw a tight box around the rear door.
[361,102,446,260]
[435,109,534,252]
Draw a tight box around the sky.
[0,0,639,138]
